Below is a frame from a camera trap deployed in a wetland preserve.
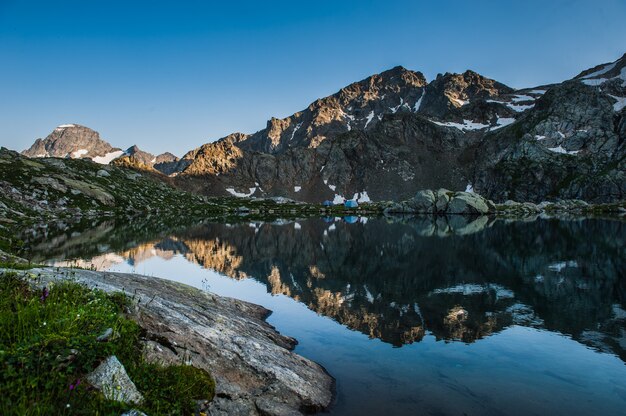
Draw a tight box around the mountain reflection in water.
[38,216,626,362]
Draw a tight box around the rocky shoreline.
[9,267,334,416]
[380,188,626,217]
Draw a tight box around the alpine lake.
[27,214,626,416]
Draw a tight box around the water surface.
[37,216,626,416]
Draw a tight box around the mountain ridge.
[20,53,626,203]
[22,124,180,175]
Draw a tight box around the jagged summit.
[22,124,124,163]
[574,53,626,81]
[21,53,626,203]
[170,54,625,203]
[22,125,179,173]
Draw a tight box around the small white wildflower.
[43,322,47,326]
[66,404,70,408]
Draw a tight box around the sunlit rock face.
[22,124,122,161]
[22,125,179,174]
[35,217,626,359]
[170,55,625,203]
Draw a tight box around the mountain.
[112,145,181,174]
[21,53,626,203]
[22,124,124,163]
[22,124,180,175]
[171,54,625,203]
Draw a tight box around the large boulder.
[447,192,492,215]
[408,190,436,213]
[435,189,452,213]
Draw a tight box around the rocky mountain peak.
[419,70,514,117]
[155,152,179,164]
[23,125,180,174]
[574,53,626,81]
[171,53,625,204]
[232,66,428,155]
[572,54,626,114]
[127,144,142,154]
[22,124,121,162]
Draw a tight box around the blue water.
[41,217,626,415]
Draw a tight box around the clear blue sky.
[1,0,625,156]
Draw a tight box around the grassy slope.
[0,270,214,415]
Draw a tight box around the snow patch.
[535,135,546,141]
[92,150,125,164]
[414,91,425,112]
[529,89,546,95]
[451,97,469,107]
[608,94,626,112]
[294,222,301,230]
[581,61,617,79]
[432,119,490,131]
[225,187,256,197]
[390,98,404,113]
[289,122,303,141]
[511,94,535,102]
[55,124,76,131]
[364,111,375,128]
[328,224,337,232]
[332,194,344,204]
[431,283,515,299]
[581,78,608,86]
[491,117,516,130]
[72,149,89,158]
[507,103,535,112]
[465,183,474,193]
[364,285,375,304]
[548,260,578,272]
[547,146,579,155]
[294,186,301,192]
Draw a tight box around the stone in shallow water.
[86,355,143,405]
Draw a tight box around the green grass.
[0,272,214,415]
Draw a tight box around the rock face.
[22,124,122,161]
[30,268,334,415]
[167,53,626,203]
[20,53,626,203]
[113,145,181,175]
[86,355,144,405]
[22,125,179,175]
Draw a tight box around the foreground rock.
[86,355,144,405]
[27,268,334,415]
